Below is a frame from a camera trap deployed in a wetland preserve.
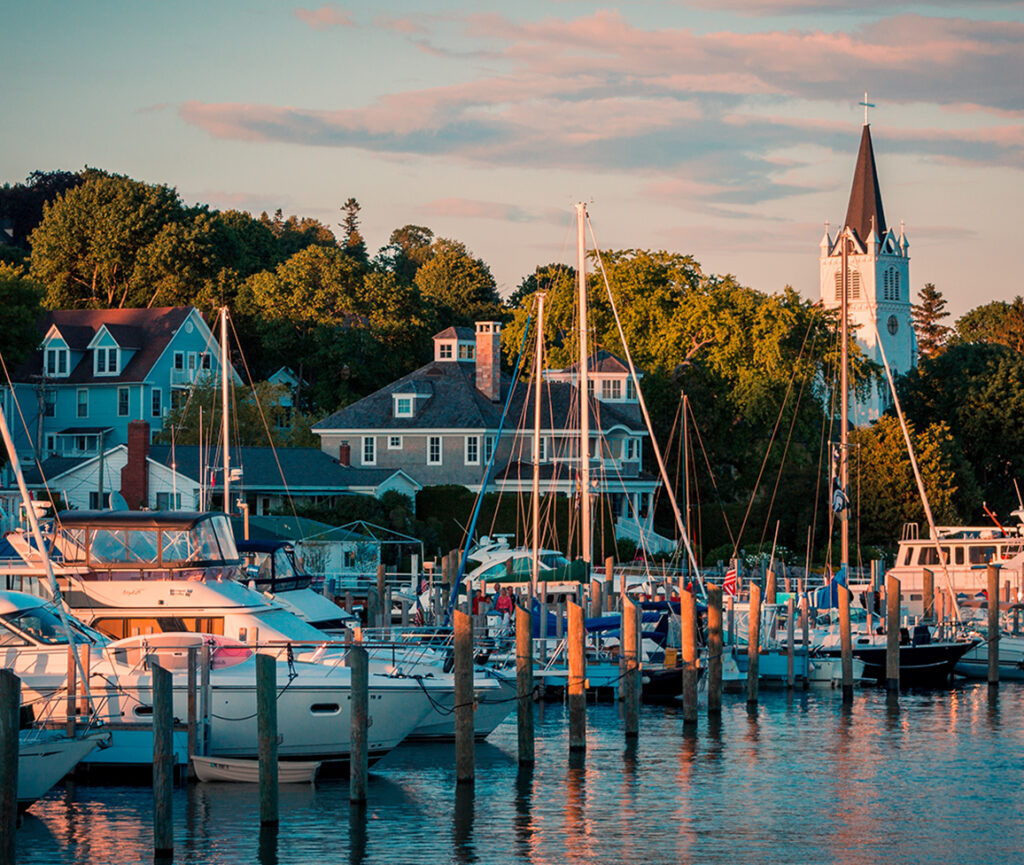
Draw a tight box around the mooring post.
[886,574,901,692]
[589,579,602,618]
[77,643,90,720]
[839,581,854,703]
[622,596,639,737]
[537,591,548,664]
[376,564,387,628]
[801,595,810,689]
[765,569,777,607]
[200,641,212,757]
[349,646,369,802]
[747,583,761,706]
[922,568,935,622]
[151,660,174,859]
[187,646,198,781]
[726,595,735,647]
[454,610,474,783]
[65,642,77,737]
[568,601,586,752]
[516,604,534,764]
[680,585,698,729]
[786,596,795,689]
[255,653,279,826]
[988,564,1000,688]
[0,669,19,865]
[604,557,614,612]
[707,584,723,716]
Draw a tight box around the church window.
[833,269,861,301]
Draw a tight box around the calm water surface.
[17,682,1024,865]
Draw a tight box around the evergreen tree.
[912,282,951,358]
[339,197,367,266]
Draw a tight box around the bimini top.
[57,510,213,531]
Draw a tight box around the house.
[1,306,237,464]
[312,322,665,546]
[21,420,420,513]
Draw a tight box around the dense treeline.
[2,168,1022,562]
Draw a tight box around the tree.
[413,238,501,325]
[911,283,951,358]
[954,297,1024,353]
[0,169,84,250]
[378,224,434,284]
[0,264,44,365]
[338,198,367,266]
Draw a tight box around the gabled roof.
[551,349,636,376]
[844,124,887,243]
[15,307,199,385]
[433,326,475,340]
[313,357,643,433]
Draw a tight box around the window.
[626,378,636,400]
[45,434,55,455]
[537,436,547,462]
[395,396,413,417]
[428,436,442,465]
[587,380,595,396]
[362,436,376,465]
[45,347,69,377]
[833,269,862,301]
[882,267,901,302]
[173,351,184,371]
[458,343,475,360]
[76,388,88,418]
[201,352,211,369]
[151,388,162,417]
[624,438,639,460]
[155,492,181,510]
[465,435,480,465]
[483,435,494,463]
[602,379,622,400]
[95,347,117,376]
[188,353,197,372]
[439,343,453,360]
[43,392,56,418]
[388,435,402,450]
[118,387,129,417]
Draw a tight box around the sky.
[2,1,1022,318]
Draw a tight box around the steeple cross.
[860,91,875,125]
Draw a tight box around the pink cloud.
[420,198,564,225]
[294,5,353,31]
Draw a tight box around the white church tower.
[820,121,916,424]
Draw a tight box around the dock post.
[349,646,369,802]
[200,641,212,756]
[922,568,934,621]
[622,597,639,737]
[839,581,854,703]
[886,575,901,692]
[366,588,380,632]
[516,605,534,764]
[786,596,795,689]
[256,653,279,826]
[589,579,602,618]
[765,569,776,606]
[747,583,761,706]
[568,602,586,752]
[187,646,198,781]
[454,611,474,783]
[726,596,735,647]
[376,564,387,628]
[77,643,90,719]
[707,585,723,716]
[0,670,19,865]
[605,557,614,612]
[680,586,698,730]
[65,643,77,737]
[1004,579,1011,605]
[400,599,409,627]
[151,660,174,859]
[801,595,810,689]
[988,564,1000,688]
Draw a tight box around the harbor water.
[17,682,1024,864]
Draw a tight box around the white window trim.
[483,435,494,464]
[94,346,119,376]
[388,435,403,450]
[438,343,454,360]
[46,346,70,378]
[151,387,162,418]
[362,436,376,465]
[173,351,185,370]
[76,388,88,418]
[465,435,480,466]
[427,435,443,466]
[393,395,414,417]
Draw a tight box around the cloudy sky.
[3,1,1021,316]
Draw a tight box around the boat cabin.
[50,510,241,580]
[237,540,312,593]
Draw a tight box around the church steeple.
[843,124,887,243]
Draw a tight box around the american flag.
[723,561,738,597]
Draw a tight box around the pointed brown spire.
[843,125,886,242]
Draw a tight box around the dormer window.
[439,343,453,360]
[94,347,119,376]
[458,343,475,361]
[45,347,69,377]
[394,395,413,417]
[601,379,622,400]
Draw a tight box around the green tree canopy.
[413,238,501,325]
[954,297,1024,353]
[378,224,434,284]
[0,263,44,366]
[911,283,951,358]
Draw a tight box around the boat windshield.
[0,605,72,645]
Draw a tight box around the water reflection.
[453,781,475,864]
[348,801,367,865]
[257,824,278,865]
[513,765,533,860]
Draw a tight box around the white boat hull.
[18,731,106,809]
[191,754,320,783]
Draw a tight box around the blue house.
[1,306,236,464]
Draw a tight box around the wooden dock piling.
[621,597,639,737]
[516,605,534,764]
[680,586,698,728]
[589,579,603,618]
[765,569,776,606]
[65,643,77,737]
[0,670,19,865]
[707,585,723,716]
[801,595,810,690]
[187,646,198,781]
[568,602,586,752]
[886,575,901,692]
[988,564,1000,687]
[349,646,369,802]
[839,581,854,703]
[454,611,475,783]
[923,568,934,621]
[747,583,761,706]
[151,660,174,859]
[256,652,279,826]
[604,557,614,612]
[786,597,795,689]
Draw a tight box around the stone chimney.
[120,420,150,510]
[338,441,351,467]
[475,321,501,402]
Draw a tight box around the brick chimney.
[338,441,351,467]
[475,321,501,402]
[120,420,150,510]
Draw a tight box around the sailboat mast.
[576,203,591,564]
[840,238,849,570]
[220,307,231,515]
[532,292,546,595]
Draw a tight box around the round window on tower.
[887,315,899,335]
